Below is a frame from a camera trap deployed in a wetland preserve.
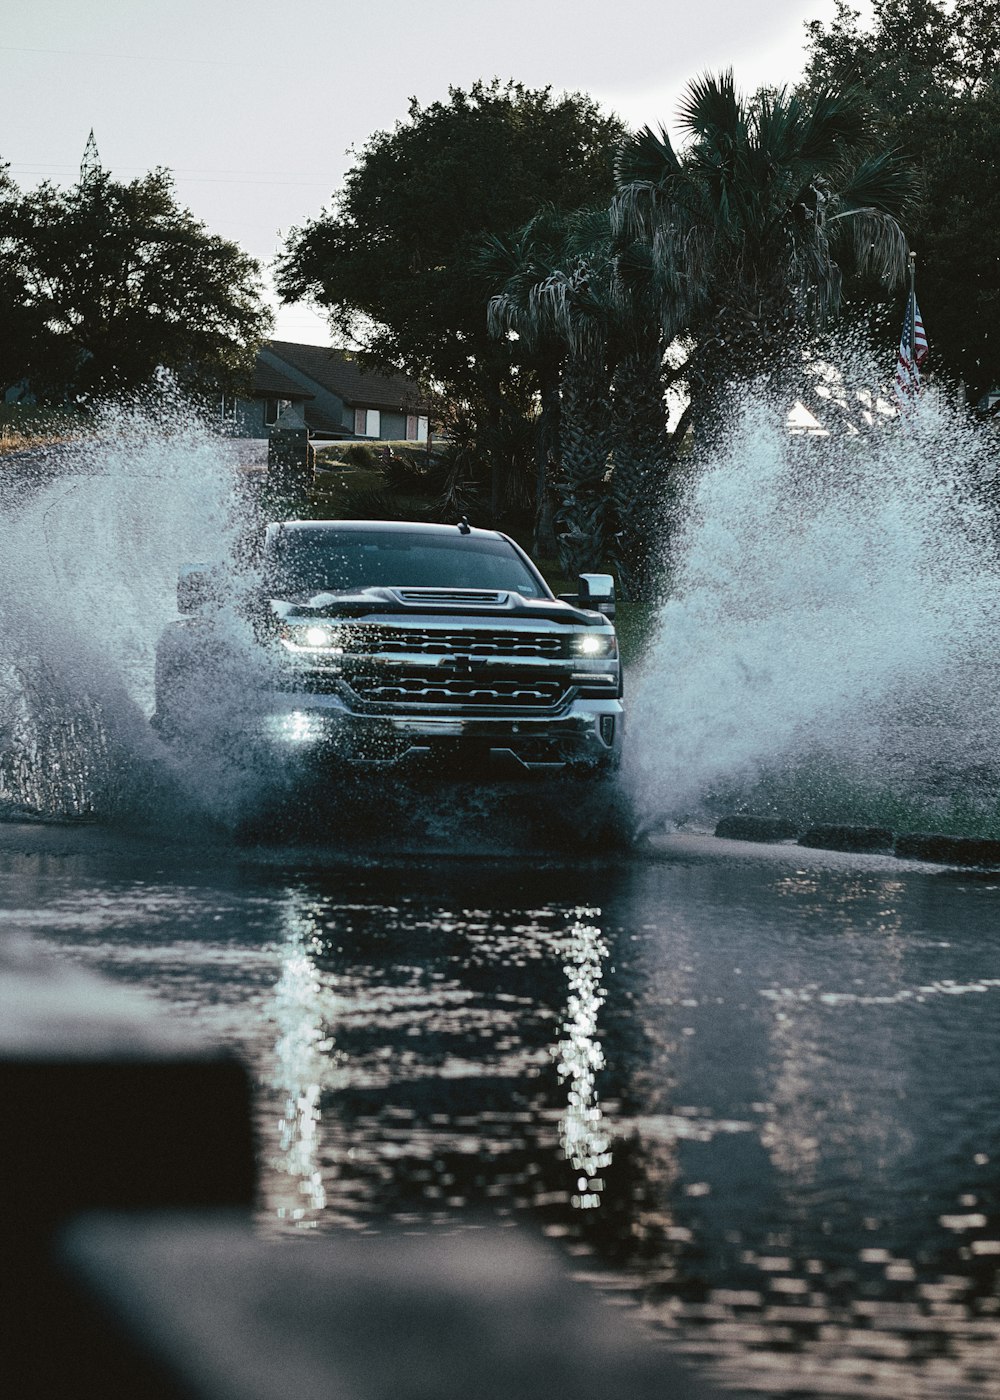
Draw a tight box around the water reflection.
[31,837,1000,1398]
[268,894,336,1227]
[554,907,612,1210]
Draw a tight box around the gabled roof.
[252,361,314,400]
[265,340,426,412]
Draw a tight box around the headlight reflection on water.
[554,907,612,1210]
[270,912,337,1227]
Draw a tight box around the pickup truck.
[154,518,623,777]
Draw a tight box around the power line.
[0,42,274,71]
[9,161,341,181]
[9,165,335,188]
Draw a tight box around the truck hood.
[267,586,606,628]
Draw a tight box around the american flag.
[894,296,928,405]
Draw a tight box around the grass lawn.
[0,404,85,455]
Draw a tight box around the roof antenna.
[457,516,471,534]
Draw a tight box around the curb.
[894,832,1000,867]
[799,824,894,854]
[714,815,800,843]
[714,817,1000,869]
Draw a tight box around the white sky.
[3,0,844,344]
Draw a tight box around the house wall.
[233,399,267,436]
[349,407,408,439]
[225,398,304,437]
[380,410,407,440]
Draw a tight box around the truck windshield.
[264,530,548,598]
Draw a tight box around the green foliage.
[804,0,1000,112]
[802,0,1000,396]
[339,443,378,467]
[0,163,272,404]
[0,402,85,453]
[382,450,450,498]
[615,75,913,365]
[277,80,625,396]
[485,78,911,590]
[277,80,626,529]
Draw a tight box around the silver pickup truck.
[154,518,623,776]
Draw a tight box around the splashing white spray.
[0,394,262,822]
[628,382,1000,833]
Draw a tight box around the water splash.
[628,378,1000,834]
[7,373,1000,843]
[0,392,265,824]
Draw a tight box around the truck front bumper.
[258,693,623,772]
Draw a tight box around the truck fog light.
[599,715,616,745]
[270,710,326,743]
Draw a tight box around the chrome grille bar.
[346,670,568,709]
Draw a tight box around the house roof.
[265,340,426,413]
[252,361,315,400]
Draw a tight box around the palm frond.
[796,87,869,163]
[836,208,910,285]
[835,149,916,220]
[751,87,801,167]
[615,124,683,189]
[610,181,659,241]
[564,203,614,261]
[677,70,743,147]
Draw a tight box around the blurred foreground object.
[62,1216,717,1400]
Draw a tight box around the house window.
[354,408,381,438]
[264,397,291,427]
[405,414,429,443]
[220,393,238,420]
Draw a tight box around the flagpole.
[908,252,917,364]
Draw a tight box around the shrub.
[338,487,416,521]
[341,442,378,467]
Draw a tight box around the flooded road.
[4,820,1000,1398]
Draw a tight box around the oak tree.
[0,165,271,403]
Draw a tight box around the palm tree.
[486,208,616,575]
[487,206,681,590]
[602,237,675,597]
[613,72,915,441]
[481,211,567,556]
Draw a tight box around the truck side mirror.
[577,573,616,619]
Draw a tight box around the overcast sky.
[4,0,847,343]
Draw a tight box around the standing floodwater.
[7,822,1000,1400]
[628,384,1000,835]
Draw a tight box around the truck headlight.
[573,632,617,657]
[280,623,345,654]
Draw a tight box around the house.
[226,340,429,443]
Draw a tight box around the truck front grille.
[367,628,567,659]
[346,669,568,709]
